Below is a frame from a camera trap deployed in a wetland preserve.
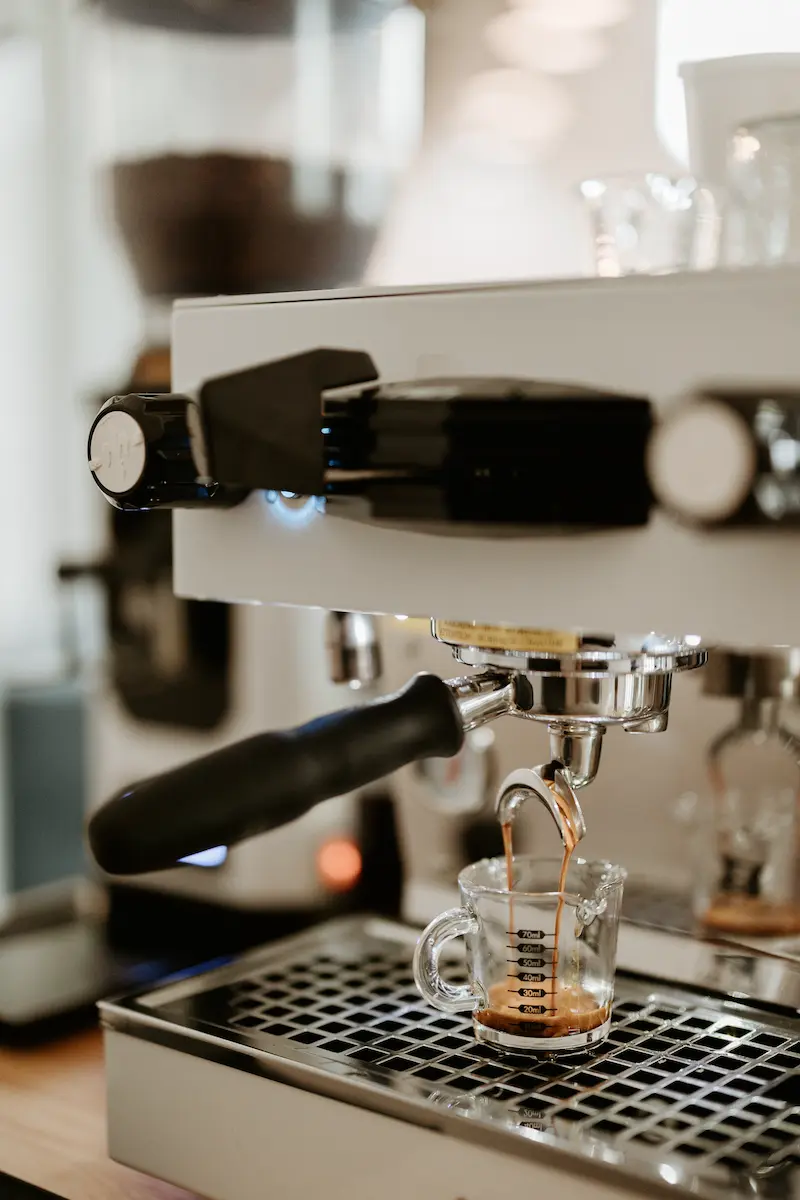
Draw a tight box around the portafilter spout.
[496,765,587,851]
[547,722,605,790]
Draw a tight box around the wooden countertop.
[0,1030,199,1200]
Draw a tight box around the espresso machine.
[83,270,800,1199]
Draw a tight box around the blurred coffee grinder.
[61,0,427,952]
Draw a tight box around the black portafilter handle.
[88,673,464,877]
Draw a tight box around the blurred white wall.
[370,0,800,286]
[368,0,672,285]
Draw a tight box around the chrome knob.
[88,393,244,511]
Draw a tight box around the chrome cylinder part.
[447,673,516,731]
[512,670,673,727]
[547,722,605,789]
[326,612,383,689]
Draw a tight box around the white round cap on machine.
[89,410,147,496]
[647,399,756,523]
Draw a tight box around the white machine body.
[172,269,800,640]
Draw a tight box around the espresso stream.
[475,789,608,1039]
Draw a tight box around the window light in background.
[0,26,53,679]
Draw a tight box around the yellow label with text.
[434,622,580,654]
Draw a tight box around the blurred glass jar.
[87,0,426,304]
[579,173,722,277]
[729,114,800,265]
[678,648,800,939]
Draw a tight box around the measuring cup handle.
[413,908,480,1014]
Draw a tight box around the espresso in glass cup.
[414,856,626,1054]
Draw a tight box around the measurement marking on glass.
[508,928,558,1002]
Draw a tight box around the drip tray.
[101,917,800,1200]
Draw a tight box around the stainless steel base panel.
[105,1032,627,1200]
[100,917,800,1200]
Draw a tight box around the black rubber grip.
[87,673,463,876]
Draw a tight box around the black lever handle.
[88,673,463,876]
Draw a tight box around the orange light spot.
[317,838,362,893]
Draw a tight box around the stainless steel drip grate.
[223,956,799,1171]
[103,918,800,1198]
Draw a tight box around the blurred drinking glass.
[729,115,800,265]
[579,173,722,276]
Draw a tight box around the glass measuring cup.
[413,856,626,1054]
